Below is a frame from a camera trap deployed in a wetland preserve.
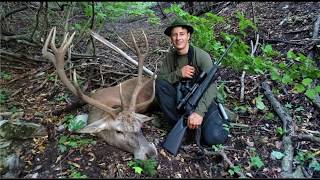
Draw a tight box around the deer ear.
[135,113,153,123]
[77,118,109,133]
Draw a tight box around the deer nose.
[146,143,158,158]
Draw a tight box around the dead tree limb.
[291,134,320,143]
[261,81,295,178]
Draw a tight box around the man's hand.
[181,65,195,78]
[187,112,203,129]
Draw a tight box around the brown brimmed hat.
[164,18,194,36]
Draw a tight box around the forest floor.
[1,2,320,178]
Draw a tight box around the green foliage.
[254,95,266,110]
[217,83,227,103]
[250,155,264,169]
[275,127,285,137]
[65,114,87,132]
[264,112,275,120]
[77,2,159,31]
[0,88,8,105]
[295,150,315,164]
[235,11,257,37]
[128,158,158,176]
[58,135,96,153]
[47,74,56,82]
[309,158,320,171]
[271,150,285,160]
[228,165,242,176]
[212,144,224,152]
[233,104,252,114]
[0,71,12,80]
[248,148,264,169]
[68,165,88,178]
[55,93,69,102]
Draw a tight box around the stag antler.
[42,27,120,118]
[118,29,155,112]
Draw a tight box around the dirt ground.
[1,2,320,178]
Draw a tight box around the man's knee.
[201,114,229,145]
[202,128,228,145]
[155,79,169,92]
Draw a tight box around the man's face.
[170,26,190,51]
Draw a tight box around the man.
[155,18,230,146]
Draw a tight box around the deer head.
[42,27,157,160]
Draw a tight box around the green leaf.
[265,112,275,120]
[287,50,296,59]
[250,156,264,169]
[255,95,266,110]
[315,85,320,93]
[305,89,317,100]
[309,158,320,171]
[284,102,293,109]
[133,166,143,174]
[282,74,293,84]
[302,78,313,87]
[68,114,88,132]
[293,83,305,93]
[270,68,281,81]
[271,150,285,160]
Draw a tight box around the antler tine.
[118,34,136,55]
[127,29,149,112]
[142,29,149,57]
[130,30,141,57]
[42,27,56,66]
[61,32,69,46]
[50,27,58,54]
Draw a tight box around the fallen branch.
[263,38,304,45]
[90,31,154,76]
[0,49,47,63]
[261,81,295,178]
[291,134,320,143]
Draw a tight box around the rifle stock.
[162,116,187,155]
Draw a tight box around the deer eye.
[116,130,123,134]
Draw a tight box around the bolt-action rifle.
[162,38,237,155]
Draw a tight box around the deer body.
[42,27,157,160]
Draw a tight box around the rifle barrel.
[216,37,237,65]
